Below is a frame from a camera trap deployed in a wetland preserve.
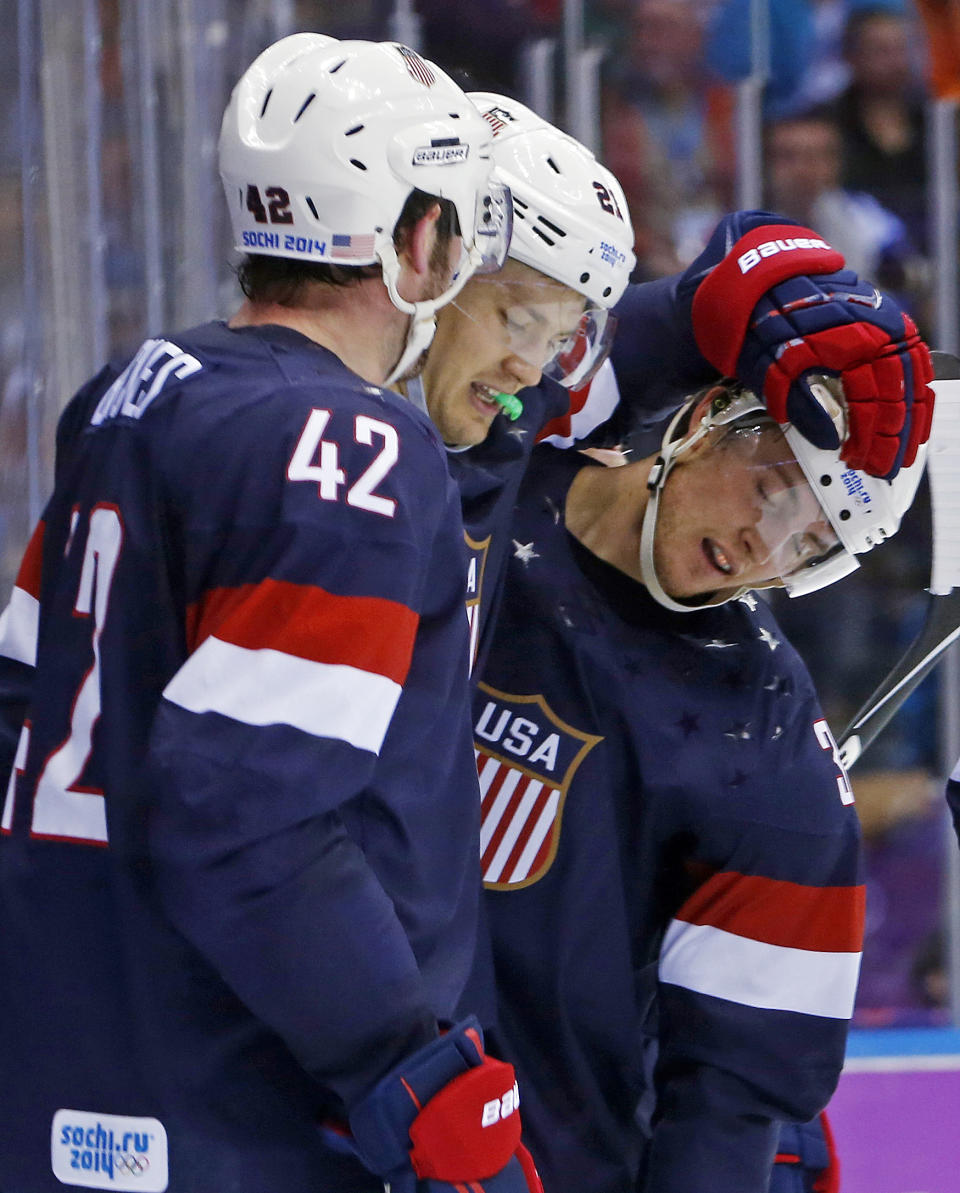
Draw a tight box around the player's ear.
[680,386,725,454]
[398,202,443,278]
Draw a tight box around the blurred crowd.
[0,0,952,1023]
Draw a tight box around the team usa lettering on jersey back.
[91,340,203,427]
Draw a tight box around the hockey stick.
[839,351,960,769]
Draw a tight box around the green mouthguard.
[493,392,524,421]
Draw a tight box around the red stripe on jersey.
[186,578,419,685]
[481,772,538,873]
[16,521,44,599]
[676,871,865,953]
[536,383,589,443]
[500,784,552,879]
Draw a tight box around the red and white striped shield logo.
[474,683,603,890]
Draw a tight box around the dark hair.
[842,6,904,58]
[236,189,461,306]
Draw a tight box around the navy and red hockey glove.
[684,214,934,480]
[770,1113,839,1193]
[347,1017,542,1193]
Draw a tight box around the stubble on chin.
[396,347,431,383]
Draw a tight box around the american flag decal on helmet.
[474,684,603,889]
[395,44,436,87]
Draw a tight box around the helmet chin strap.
[638,401,757,613]
[638,469,751,612]
[380,240,478,386]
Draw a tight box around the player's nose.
[503,353,542,390]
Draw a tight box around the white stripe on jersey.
[659,918,862,1020]
[164,636,402,755]
[538,359,621,448]
[0,587,40,667]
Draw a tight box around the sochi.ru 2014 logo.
[51,1109,169,1192]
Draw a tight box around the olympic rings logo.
[114,1152,151,1176]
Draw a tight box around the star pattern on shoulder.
[723,720,752,741]
[738,592,758,611]
[544,496,562,525]
[758,626,780,651]
[507,425,528,441]
[704,638,738,650]
[676,711,700,737]
[512,540,540,565]
[771,724,784,742]
[763,674,794,697]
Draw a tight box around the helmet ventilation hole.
[345,124,364,136]
[820,474,832,485]
[546,156,561,174]
[259,89,273,118]
[603,286,612,297]
[328,59,346,74]
[306,197,320,220]
[350,159,368,171]
[294,93,316,122]
[580,271,590,284]
[532,226,556,246]
[840,509,851,521]
[538,215,566,238]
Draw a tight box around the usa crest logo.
[475,684,603,889]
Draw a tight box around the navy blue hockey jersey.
[0,323,483,1193]
[472,447,864,1193]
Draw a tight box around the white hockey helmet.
[469,91,636,388]
[639,380,927,612]
[219,34,513,380]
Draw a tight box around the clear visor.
[713,424,844,589]
[541,307,618,389]
[463,179,513,276]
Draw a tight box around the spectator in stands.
[418,0,548,92]
[706,0,910,117]
[828,5,929,249]
[764,108,928,320]
[602,0,734,276]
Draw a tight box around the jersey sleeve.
[145,388,471,1106]
[643,640,863,1193]
[535,279,716,448]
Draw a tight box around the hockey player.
[404,93,934,674]
[472,379,927,1193]
[0,34,540,1193]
